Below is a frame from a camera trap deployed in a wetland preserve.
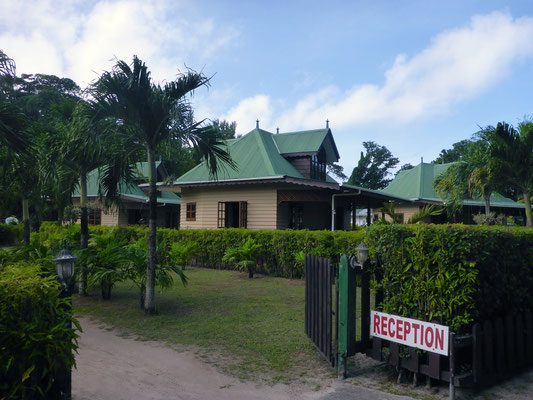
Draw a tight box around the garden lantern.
[53,243,77,291]
[355,241,369,266]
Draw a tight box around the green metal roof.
[381,162,523,208]
[272,128,340,163]
[73,165,180,205]
[174,127,340,184]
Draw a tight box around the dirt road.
[72,317,413,400]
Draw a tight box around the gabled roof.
[173,127,339,185]
[381,162,523,208]
[273,128,340,163]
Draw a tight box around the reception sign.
[371,311,449,356]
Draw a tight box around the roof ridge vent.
[326,119,329,129]
[256,120,259,129]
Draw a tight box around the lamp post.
[53,242,77,400]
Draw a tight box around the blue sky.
[2,0,533,179]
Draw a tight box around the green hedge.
[0,263,79,398]
[365,224,533,332]
[37,223,533,331]
[0,223,23,245]
[38,222,363,278]
[158,228,364,278]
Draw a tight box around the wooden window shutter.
[239,201,248,228]
[217,202,226,228]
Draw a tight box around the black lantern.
[53,244,77,291]
[355,241,369,266]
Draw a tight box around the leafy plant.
[169,241,199,270]
[82,233,128,300]
[223,238,261,278]
[124,239,188,309]
[0,263,80,398]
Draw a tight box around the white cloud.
[223,11,533,132]
[222,95,274,133]
[0,0,238,87]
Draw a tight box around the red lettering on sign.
[404,321,411,338]
[388,318,395,337]
[420,325,425,346]
[435,328,444,351]
[412,323,420,344]
[382,316,388,336]
[396,319,403,340]
[425,327,434,348]
[374,314,381,334]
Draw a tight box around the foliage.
[223,238,261,278]
[81,233,129,300]
[89,55,234,313]
[123,239,188,309]
[326,162,347,181]
[394,163,414,177]
[0,263,80,399]
[434,139,501,217]
[10,235,56,273]
[485,120,533,226]
[432,139,474,164]
[347,141,399,189]
[472,212,507,226]
[0,223,23,245]
[376,203,443,224]
[169,241,199,270]
[365,224,533,332]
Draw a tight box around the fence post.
[449,332,455,400]
[337,255,348,379]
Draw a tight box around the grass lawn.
[74,267,334,383]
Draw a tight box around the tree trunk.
[22,197,30,244]
[79,168,89,296]
[144,147,158,314]
[139,283,145,309]
[484,195,491,217]
[524,189,533,227]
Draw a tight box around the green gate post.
[337,255,356,378]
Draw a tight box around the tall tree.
[395,163,414,177]
[347,141,399,189]
[432,139,473,164]
[89,56,233,313]
[486,121,533,227]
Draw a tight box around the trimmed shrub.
[364,224,533,332]
[0,263,79,398]
[0,223,23,245]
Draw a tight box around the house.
[72,162,181,228]
[159,123,410,230]
[379,162,525,223]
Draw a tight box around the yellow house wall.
[373,205,421,224]
[179,186,278,230]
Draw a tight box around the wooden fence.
[305,255,336,366]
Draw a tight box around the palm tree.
[434,139,499,218]
[487,121,533,227]
[89,56,233,313]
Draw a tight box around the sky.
[2,0,533,180]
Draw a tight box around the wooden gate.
[305,255,336,366]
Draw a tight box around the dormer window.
[311,149,326,180]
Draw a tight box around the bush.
[0,223,23,245]
[0,263,80,398]
[364,224,533,332]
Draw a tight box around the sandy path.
[72,317,326,400]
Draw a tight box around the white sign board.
[370,311,449,356]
